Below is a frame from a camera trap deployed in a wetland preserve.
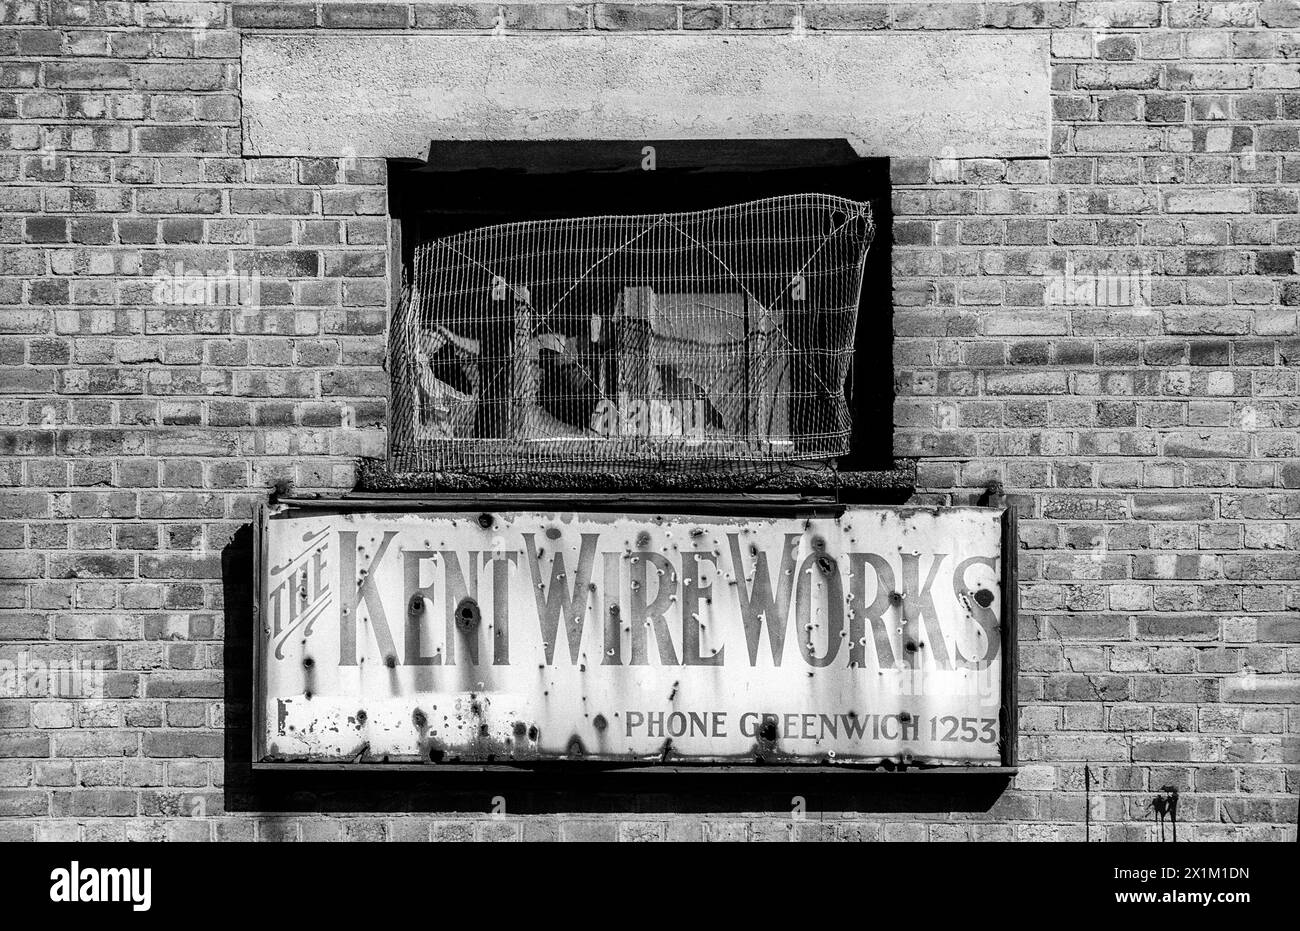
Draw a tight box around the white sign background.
[259,505,1006,765]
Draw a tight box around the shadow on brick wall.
[220,524,1012,816]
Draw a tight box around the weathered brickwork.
[0,1,1296,841]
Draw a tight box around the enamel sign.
[256,505,1009,766]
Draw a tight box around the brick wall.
[0,0,1296,841]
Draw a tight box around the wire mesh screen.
[389,193,874,479]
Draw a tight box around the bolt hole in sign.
[256,505,1009,766]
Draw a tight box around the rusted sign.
[256,504,1009,766]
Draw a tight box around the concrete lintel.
[241,34,1050,161]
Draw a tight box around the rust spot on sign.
[455,597,481,631]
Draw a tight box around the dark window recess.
[380,140,898,493]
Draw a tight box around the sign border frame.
[250,497,1019,774]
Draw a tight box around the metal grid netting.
[390,194,874,478]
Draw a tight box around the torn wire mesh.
[390,194,874,478]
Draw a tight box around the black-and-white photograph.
[0,0,1294,915]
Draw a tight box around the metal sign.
[255,504,1013,767]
